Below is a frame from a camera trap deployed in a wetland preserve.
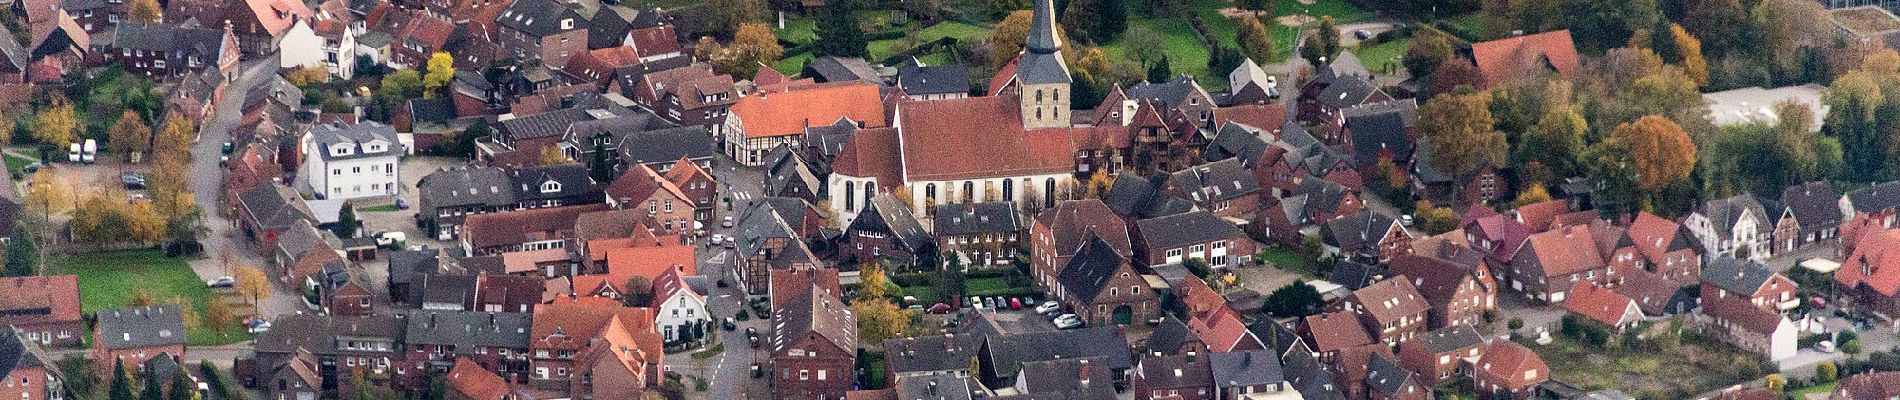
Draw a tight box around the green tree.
[333,202,358,238]
[815,2,865,57]
[1403,29,1453,79]
[623,275,653,307]
[1264,281,1323,318]
[4,231,36,276]
[1122,25,1167,70]
[1559,0,1658,53]
[1146,54,1172,83]
[707,0,766,37]
[1817,360,1838,383]
[1065,0,1124,44]
[590,141,614,183]
[1418,91,1506,177]
[107,110,152,161]
[422,52,454,98]
[1518,105,1587,182]
[1236,0,1274,19]
[167,362,196,400]
[377,70,423,103]
[109,359,134,400]
[1299,16,1340,68]
[139,366,163,400]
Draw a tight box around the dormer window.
[331,144,353,156]
[541,181,561,193]
[561,18,574,29]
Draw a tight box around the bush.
[1818,361,1839,383]
[1844,339,1863,354]
[735,309,750,321]
[1508,317,1524,331]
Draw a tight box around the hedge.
[200,361,248,400]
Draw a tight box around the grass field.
[1443,13,1486,37]
[868,21,992,62]
[1102,17,1220,88]
[1352,37,1412,76]
[1791,382,1836,398]
[47,249,253,346]
[1273,0,1374,23]
[774,52,815,76]
[777,18,819,45]
[359,204,401,212]
[5,152,34,176]
[1528,334,1773,398]
[964,276,1010,295]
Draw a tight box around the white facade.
[1687,209,1770,263]
[304,124,403,200]
[655,287,709,343]
[278,20,327,73]
[826,171,1076,227]
[721,114,800,167]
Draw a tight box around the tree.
[1146,55,1172,83]
[145,154,190,216]
[1084,169,1112,199]
[1236,0,1274,19]
[1511,184,1553,209]
[34,95,78,148]
[1608,115,1696,191]
[1825,71,1885,182]
[167,363,196,400]
[153,112,195,161]
[1817,360,1838,383]
[1263,281,1324,318]
[1122,25,1167,70]
[1518,105,1587,183]
[24,169,72,218]
[1425,58,1480,99]
[1559,0,1659,53]
[1403,30,1453,79]
[1235,16,1274,66]
[538,145,568,166]
[333,202,358,238]
[235,266,271,311]
[168,295,199,332]
[108,359,133,400]
[1065,0,1123,44]
[1764,374,1786,391]
[707,0,766,37]
[1418,92,1506,177]
[590,141,614,183]
[423,52,454,98]
[127,0,160,23]
[377,70,423,103]
[284,67,329,88]
[107,110,152,161]
[623,276,653,307]
[815,3,865,57]
[1668,24,1708,87]
[4,231,36,276]
[1684,0,1748,58]
[852,297,911,345]
[1299,16,1340,68]
[1414,201,1459,234]
[991,10,1036,68]
[858,260,889,300]
[703,24,784,78]
[204,296,232,337]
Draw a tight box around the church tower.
[1017,0,1072,130]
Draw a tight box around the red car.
[1009,298,1023,310]
[927,303,956,314]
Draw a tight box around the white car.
[206,276,235,288]
[722,216,735,228]
[1054,316,1083,329]
[1034,301,1061,314]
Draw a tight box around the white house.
[650,265,709,344]
[304,121,402,200]
[1685,194,1772,263]
[277,19,328,74]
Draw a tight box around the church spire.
[1025,0,1061,54]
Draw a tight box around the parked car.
[1054,316,1083,329]
[1401,214,1415,227]
[395,198,410,210]
[206,276,234,288]
[221,142,234,154]
[1818,341,1837,353]
[723,317,737,331]
[1008,298,1022,310]
[969,296,983,309]
[81,140,95,164]
[722,216,734,228]
[122,173,146,190]
[21,162,39,174]
[375,231,407,248]
[928,303,956,314]
[982,297,996,309]
[1034,301,1061,314]
[244,317,272,334]
[1353,29,1373,40]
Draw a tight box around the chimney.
[1079,359,1092,385]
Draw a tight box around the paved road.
[666,154,773,400]
[183,54,306,349]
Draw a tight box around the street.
[663,154,774,400]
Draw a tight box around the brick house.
[400,310,533,388]
[0,331,63,400]
[1387,254,1497,330]
[1564,282,1644,331]
[1032,200,1130,292]
[1775,181,1842,254]
[1055,236,1160,326]
[1320,209,1412,263]
[1335,278,1430,346]
[495,0,587,68]
[1299,310,1374,363]
[933,202,1028,269]
[527,297,663,392]
[1364,353,1428,400]
[1687,194,1773,263]
[1504,225,1611,303]
[1165,158,1265,222]
[1397,325,1483,386]
[1624,212,1702,283]
[662,158,719,226]
[1840,228,1900,316]
[91,305,187,368]
[0,275,84,348]
[1472,340,1549,399]
[234,184,314,255]
[603,164,695,234]
[842,193,933,267]
[1841,181,1900,235]
[445,357,522,399]
[326,281,373,316]
[1208,349,1287,399]
[250,314,406,392]
[771,283,858,399]
[1132,210,1256,270]
[1134,351,1213,400]
[630,63,737,129]
[1700,295,1798,361]
[1701,256,1798,313]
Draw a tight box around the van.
[81,139,96,163]
[67,143,80,162]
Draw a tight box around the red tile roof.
[1212,103,1288,131]
[1302,310,1373,352]
[1564,281,1639,327]
[0,275,82,326]
[1626,212,1684,262]
[1840,228,1900,296]
[575,242,696,297]
[1470,30,1580,87]
[604,164,691,206]
[445,358,511,400]
[1512,199,1569,232]
[663,158,715,189]
[244,0,315,36]
[462,203,612,250]
[650,264,702,307]
[1704,294,1787,336]
[729,82,886,139]
[1475,340,1548,391]
[1612,269,1680,315]
[988,56,1020,96]
[1525,225,1607,277]
[625,25,681,59]
[894,96,1075,181]
[1466,213,1532,263]
[1351,277,1429,328]
[830,126,902,188]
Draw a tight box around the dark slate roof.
[1134,210,1244,252]
[94,305,187,350]
[238,184,314,231]
[253,314,407,355]
[1321,209,1400,254]
[1365,353,1417,398]
[497,0,582,37]
[386,249,441,286]
[1700,194,1771,241]
[895,373,975,400]
[408,96,457,124]
[881,333,983,374]
[417,166,517,210]
[1023,0,1060,54]
[1126,77,1206,109]
[805,56,882,83]
[1328,260,1383,291]
[1282,348,1344,399]
[1346,108,1413,166]
[0,21,24,72]
[1056,236,1127,303]
[1846,181,1900,214]
[618,126,717,165]
[766,146,821,196]
[1014,52,1071,85]
[862,194,931,251]
[0,331,49,386]
[414,273,478,308]
[403,310,532,352]
[500,101,640,141]
[1418,325,1484,353]
[984,327,1133,376]
[629,6,666,28]
[1171,158,1261,203]
[1014,356,1117,398]
[310,122,400,162]
[1204,122,1269,166]
[770,286,858,354]
[1143,316,1199,355]
[897,61,971,95]
[735,201,799,258]
[1317,75,1378,109]
[1781,181,1842,228]
[611,55,695,98]
[1277,121,1320,153]
[1702,256,1777,296]
[508,163,594,201]
[1209,349,1284,389]
[932,202,1025,236]
[1248,320,1308,357]
[105,23,225,54]
[803,118,858,158]
[1101,173,1193,220]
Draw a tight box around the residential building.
[93,23,239,79]
[91,305,187,368]
[234,184,316,255]
[724,81,886,166]
[1299,310,1374,363]
[526,297,663,393]
[495,0,587,68]
[1053,236,1160,326]
[1133,210,1256,270]
[1472,341,1549,399]
[1840,228,1900,316]
[1387,254,1497,330]
[1134,351,1214,400]
[1030,199,1131,292]
[1208,349,1286,399]
[1363,353,1428,400]
[1700,256,1799,312]
[661,158,719,225]
[1832,370,1900,399]
[1623,212,1702,283]
[602,164,695,233]
[1564,282,1644,331]
[0,330,63,400]
[400,310,533,386]
[616,126,718,174]
[1396,325,1483,386]
[630,63,737,130]
[1320,209,1412,263]
[770,283,858,399]
[1687,194,1773,263]
[650,265,710,344]
[1700,295,1799,361]
[933,202,1027,269]
[842,193,933,267]
[1468,30,1580,88]
[1336,277,1430,346]
[303,122,402,200]
[976,327,1134,389]
[226,0,314,55]
[1775,181,1843,254]
[1505,225,1612,303]
[0,275,84,348]
[895,60,970,101]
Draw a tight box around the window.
[1003,179,1014,202]
[541,181,561,193]
[818,370,827,380]
[799,370,809,380]
[333,169,342,176]
[845,182,857,211]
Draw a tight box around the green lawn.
[869,21,992,62]
[1791,382,1837,398]
[1102,17,1220,88]
[359,204,401,212]
[777,18,818,45]
[1352,37,1413,76]
[46,249,253,346]
[1527,334,1774,398]
[774,53,814,76]
[964,277,1010,295]
[1443,13,1487,39]
[1258,248,1315,277]
[4,152,34,176]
